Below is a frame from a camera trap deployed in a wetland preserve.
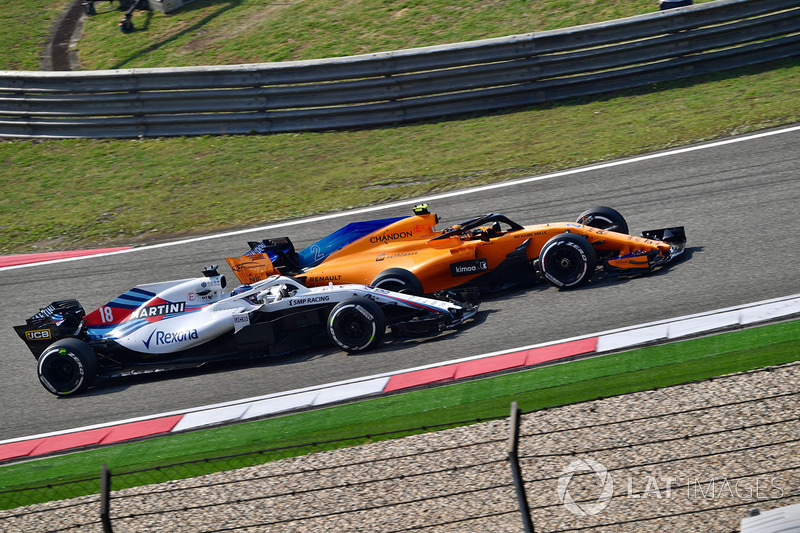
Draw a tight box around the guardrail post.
[507,401,534,533]
[100,463,113,533]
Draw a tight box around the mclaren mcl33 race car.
[226,205,686,295]
[14,267,477,396]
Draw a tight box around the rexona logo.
[450,258,489,277]
[369,230,413,244]
[131,302,186,319]
[143,328,199,349]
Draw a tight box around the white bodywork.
[96,275,470,355]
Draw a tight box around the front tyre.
[327,298,386,352]
[371,268,424,295]
[576,206,629,235]
[37,338,98,396]
[539,233,597,288]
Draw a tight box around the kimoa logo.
[451,258,489,276]
[143,328,199,349]
[454,261,486,273]
[557,458,614,516]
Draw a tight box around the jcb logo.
[26,329,52,341]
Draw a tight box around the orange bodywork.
[227,209,679,294]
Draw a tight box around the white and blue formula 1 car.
[14,266,478,396]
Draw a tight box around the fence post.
[100,464,113,533]
[507,402,534,533]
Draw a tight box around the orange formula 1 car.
[226,205,686,295]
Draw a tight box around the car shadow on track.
[69,307,493,396]
[346,308,498,357]
[581,245,701,290]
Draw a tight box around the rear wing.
[226,254,278,284]
[225,216,411,284]
[14,300,85,358]
[245,237,301,272]
[226,236,302,284]
[226,206,439,284]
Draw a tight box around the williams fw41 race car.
[226,204,686,294]
[14,267,477,396]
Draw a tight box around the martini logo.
[130,301,186,320]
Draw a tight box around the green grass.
[2,319,798,509]
[2,0,796,255]
[75,0,714,70]
[2,56,799,255]
[0,0,72,71]
[2,0,718,73]
[0,0,713,73]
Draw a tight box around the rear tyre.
[576,206,629,235]
[371,268,424,295]
[539,233,597,288]
[327,298,386,352]
[37,338,98,396]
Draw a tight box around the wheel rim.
[578,208,628,234]
[42,355,80,390]
[586,215,615,230]
[337,309,372,345]
[544,246,585,283]
[375,278,407,293]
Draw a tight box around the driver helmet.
[231,284,252,296]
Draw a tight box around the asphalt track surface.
[2,126,800,442]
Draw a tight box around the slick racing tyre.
[37,338,98,396]
[371,268,424,295]
[539,233,597,288]
[327,298,386,352]
[576,206,629,235]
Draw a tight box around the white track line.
[3,123,800,272]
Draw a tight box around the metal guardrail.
[1,0,799,139]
